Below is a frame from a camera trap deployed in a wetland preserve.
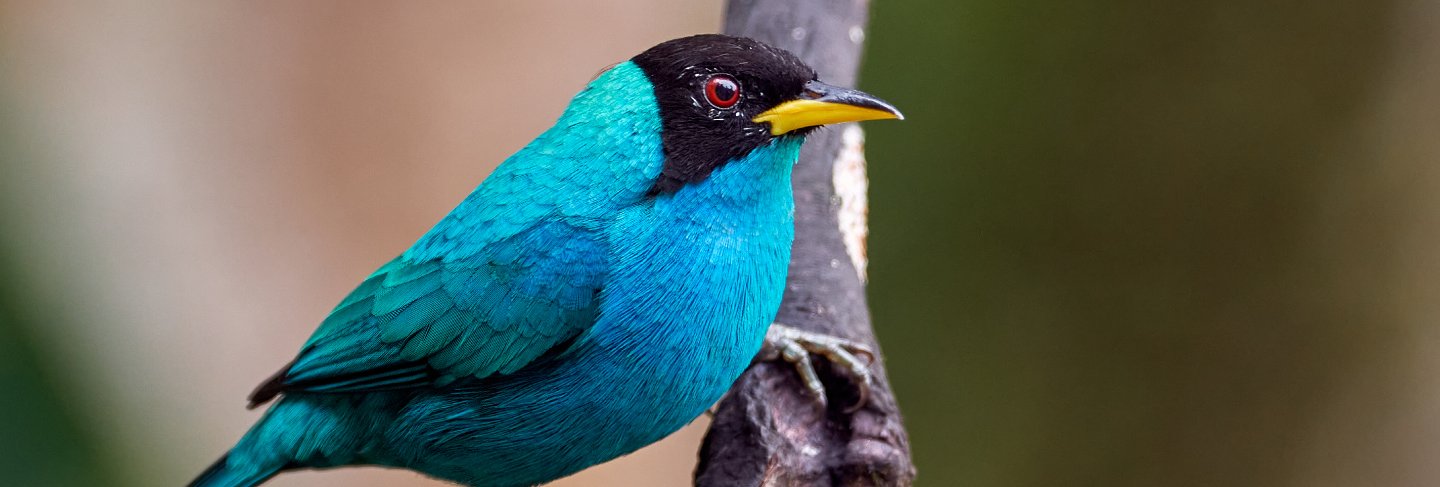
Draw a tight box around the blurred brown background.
[2,1,1439,486]
[0,2,721,486]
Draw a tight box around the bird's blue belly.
[384,225,791,486]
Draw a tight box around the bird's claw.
[760,323,875,413]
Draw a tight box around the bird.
[190,34,902,487]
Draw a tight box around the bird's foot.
[760,323,875,413]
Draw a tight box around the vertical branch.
[696,1,915,485]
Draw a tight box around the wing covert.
[248,222,605,407]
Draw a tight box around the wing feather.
[246,221,605,407]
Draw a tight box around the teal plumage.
[191,35,900,487]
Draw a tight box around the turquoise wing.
[248,221,605,406]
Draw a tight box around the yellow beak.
[752,80,904,136]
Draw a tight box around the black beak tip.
[888,105,906,121]
[859,96,904,121]
[804,80,904,121]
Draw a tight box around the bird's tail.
[188,394,390,487]
[186,452,281,487]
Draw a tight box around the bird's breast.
[600,196,794,375]
[555,184,795,438]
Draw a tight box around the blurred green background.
[3,1,1438,486]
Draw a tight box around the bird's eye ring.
[704,75,740,109]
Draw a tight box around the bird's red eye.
[704,75,740,108]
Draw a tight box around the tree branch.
[695,1,915,485]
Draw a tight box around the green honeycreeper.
[189,34,902,487]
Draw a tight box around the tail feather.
[193,394,382,486]
[187,453,280,487]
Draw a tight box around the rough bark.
[695,1,915,485]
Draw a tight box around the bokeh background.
[2,1,1437,486]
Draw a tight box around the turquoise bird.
[190,34,902,487]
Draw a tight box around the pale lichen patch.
[833,125,869,282]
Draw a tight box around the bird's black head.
[632,34,901,194]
